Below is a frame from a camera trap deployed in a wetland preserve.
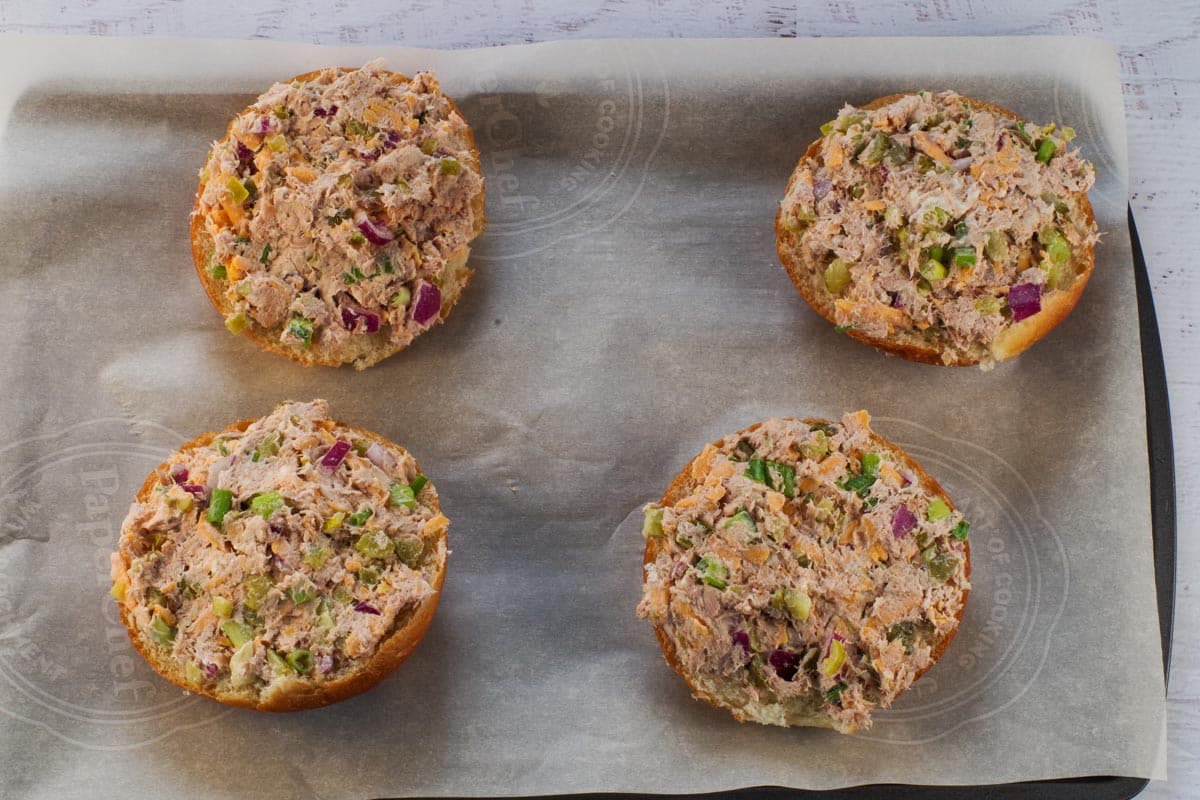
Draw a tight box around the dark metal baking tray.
[400,209,1175,800]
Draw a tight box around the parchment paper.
[0,35,1165,797]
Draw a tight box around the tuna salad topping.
[637,412,970,732]
[110,400,447,697]
[779,91,1098,362]
[196,61,484,352]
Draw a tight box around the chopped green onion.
[819,121,834,136]
[259,244,272,265]
[286,649,313,674]
[347,507,373,526]
[926,499,951,521]
[954,221,969,239]
[249,491,284,518]
[823,258,852,295]
[207,489,233,525]
[642,507,665,539]
[348,231,367,247]
[922,206,949,230]
[410,475,428,495]
[766,461,797,498]
[695,556,730,590]
[744,458,769,486]
[1036,138,1057,164]
[951,520,971,541]
[861,452,881,480]
[927,245,945,264]
[355,530,393,559]
[287,316,313,347]
[251,432,281,462]
[824,682,848,704]
[208,260,227,280]
[954,247,977,267]
[861,132,891,165]
[388,482,417,509]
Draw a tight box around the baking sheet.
[0,35,1165,797]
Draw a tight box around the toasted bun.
[643,418,970,730]
[775,94,1096,366]
[114,416,447,712]
[191,68,487,370]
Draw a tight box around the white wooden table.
[1,1,1195,797]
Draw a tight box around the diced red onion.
[813,179,832,200]
[769,649,800,681]
[235,141,253,163]
[313,105,338,118]
[341,305,381,334]
[316,655,334,674]
[256,117,272,134]
[353,601,381,615]
[901,472,913,487]
[171,465,189,483]
[364,442,396,472]
[180,485,210,508]
[877,163,889,182]
[320,440,351,472]
[357,218,394,246]
[203,663,220,680]
[731,630,751,654]
[1008,283,1043,322]
[411,281,441,327]
[830,199,842,213]
[892,504,917,538]
[890,291,904,309]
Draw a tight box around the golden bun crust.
[775,93,1096,366]
[114,416,447,712]
[191,67,487,370]
[643,418,970,728]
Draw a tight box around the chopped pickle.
[953,247,977,267]
[390,287,412,308]
[250,490,284,518]
[922,546,959,583]
[212,596,234,618]
[771,587,812,622]
[149,615,176,646]
[267,649,292,675]
[221,620,253,648]
[287,585,316,604]
[823,258,852,295]
[1040,228,1072,264]
[394,535,424,568]
[265,133,287,153]
[975,296,1001,315]
[229,641,255,687]
[820,639,846,676]
[185,661,204,684]
[287,316,314,347]
[420,137,438,155]
[886,621,917,653]
[323,512,345,532]
[252,432,281,461]
[359,565,381,586]
[355,530,394,559]
[926,499,951,521]
[286,649,314,674]
[207,489,233,525]
[919,258,948,281]
[985,231,1009,262]
[439,157,461,176]
[723,509,757,533]
[225,176,249,204]
[800,431,830,461]
[224,312,247,334]
[302,547,331,570]
[642,507,665,539]
[243,574,272,611]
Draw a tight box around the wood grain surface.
[1,1,1196,797]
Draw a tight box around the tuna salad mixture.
[196,61,484,353]
[637,412,970,732]
[110,400,447,697]
[778,91,1098,362]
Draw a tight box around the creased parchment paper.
[0,35,1165,797]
